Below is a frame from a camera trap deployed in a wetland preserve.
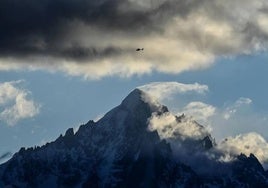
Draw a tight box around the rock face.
[0,89,268,187]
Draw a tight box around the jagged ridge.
[0,89,267,187]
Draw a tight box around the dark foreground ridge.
[0,89,268,187]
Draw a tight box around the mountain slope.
[0,89,268,187]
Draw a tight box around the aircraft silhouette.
[136,48,144,51]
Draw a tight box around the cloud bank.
[0,81,40,126]
[139,82,267,141]
[140,82,268,170]
[0,0,268,78]
[217,132,268,166]
[148,100,268,171]
[148,112,210,141]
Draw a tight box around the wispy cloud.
[223,97,252,120]
[138,82,208,101]
[0,81,40,126]
[0,0,268,78]
[180,101,216,124]
[0,152,12,162]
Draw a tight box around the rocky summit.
[0,89,267,188]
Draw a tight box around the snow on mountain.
[0,88,268,187]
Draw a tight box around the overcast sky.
[1,0,268,162]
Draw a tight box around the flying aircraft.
[136,48,144,51]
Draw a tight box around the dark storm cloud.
[0,0,136,59]
[0,0,268,78]
[0,1,152,57]
[0,44,125,61]
[0,0,210,60]
[0,0,201,36]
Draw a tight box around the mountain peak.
[1,88,268,187]
[121,88,168,113]
[121,88,144,108]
